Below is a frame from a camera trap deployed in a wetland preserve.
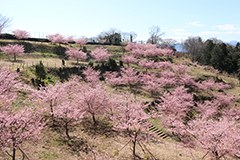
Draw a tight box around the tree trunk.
[65,122,71,140]
[132,140,136,158]
[14,54,16,61]
[12,140,16,160]
[132,132,138,158]
[92,114,97,126]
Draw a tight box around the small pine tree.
[35,61,47,81]
[106,58,118,71]
[82,46,87,53]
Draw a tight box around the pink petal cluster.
[155,61,172,70]
[0,107,46,153]
[75,38,88,46]
[0,66,21,109]
[12,29,30,39]
[66,48,87,60]
[185,117,240,159]
[121,55,138,64]
[138,59,156,70]
[0,44,24,55]
[46,33,65,44]
[64,36,74,43]
[82,66,101,84]
[104,71,123,86]
[90,47,111,62]
[110,92,154,155]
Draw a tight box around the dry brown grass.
[0,115,215,160]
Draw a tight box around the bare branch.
[0,14,12,31]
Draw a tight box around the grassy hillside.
[0,39,239,160]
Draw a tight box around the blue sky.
[1,0,240,42]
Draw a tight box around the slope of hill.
[0,39,239,160]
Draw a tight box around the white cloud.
[174,32,191,35]
[189,21,205,27]
[172,29,185,32]
[198,31,240,35]
[166,37,189,43]
[172,29,190,35]
[213,24,239,30]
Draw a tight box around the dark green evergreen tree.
[35,61,47,81]
[211,44,225,71]
[202,40,215,65]
[233,42,240,52]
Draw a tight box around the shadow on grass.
[81,116,117,137]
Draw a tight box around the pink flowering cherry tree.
[26,82,64,119]
[53,81,85,139]
[82,66,101,85]
[120,67,142,92]
[0,107,46,160]
[77,83,111,126]
[141,72,162,96]
[90,47,111,63]
[104,71,123,88]
[156,84,240,159]
[75,38,88,49]
[183,116,240,159]
[65,48,87,64]
[46,33,65,45]
[0,66,21,110]
[138,59,156,71]
[111,92,154,158]
[12,29,30,39]
[64,36,74,44]
[0,28,2,35]
[0,44,24,61]
[121,55,138,67]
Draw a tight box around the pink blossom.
[125,42,137,51]
[212,92,235,106]
[156,86,194,129]
[155,61,172,70]
[185,117,240,159]
[138,59,156,70]
[65,48,87,63]
[82,66,100,84]
[77,83,111,126]
[64,36,74,43]
[12,29,30,39]
[131,48,144,57]
[46,33,65,44]
[90,47,111,62]
[120,67,142,88]
[172,65,187,74]
[75,38,88,47]
[104,71,123,87]
[0,107,46,159]
[110,92,154,156]
[142,73,162,94]
[121,55,138,65]
[0,44,24,61]
[143,48,157,57]
[0,66,21,110]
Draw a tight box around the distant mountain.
[226,40,239,46]
[174,43,185,52]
